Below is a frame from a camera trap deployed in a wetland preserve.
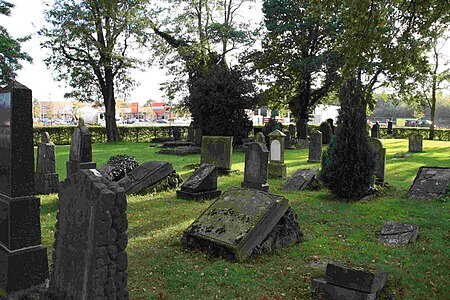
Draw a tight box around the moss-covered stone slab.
[200,136,233,171]
[177,164,221,200]
[181,187,289,262]
[379,221,419,245]
[282,168,319,191]
[408,167,450,200]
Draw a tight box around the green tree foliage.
[317,0,450,200]
[185,63,258,144]
[249,0,341,136]
[39,0,150,142]
[0,0,32,85]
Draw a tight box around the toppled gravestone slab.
[408,167,450,200]
[97,155,139,181]
[157,146,201,156]
[176,164,221,200]
[181,187,299,262]
[282,168,319,191]
[379,221,419,245]
[46,169,129,300]
[118,161,174,194]
[312,263,386,300]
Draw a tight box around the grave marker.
[118,161,174,194]
[241,142,269,192]
[66,117,96,177]
[369,138,386,184]
[176,164,221,200]
[36,132,59,194]
[282,168,319,191]
[308,131,322,163]
[268,130,287,178]
[201,136,233,172]
[379,221,419,245]
[47,169,128,299]
[387,121,393,136]
[0,82,48,294]
[371,122,380,138]
[173,126,182,141]
[408,167,450,200]
[319,122,332,144]
[408,133,423,152]
[326,118,335,135]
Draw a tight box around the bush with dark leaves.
[106,155,139,181]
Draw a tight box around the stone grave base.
[161,141,194,148]
[157,146,201,156]
[240,181,269,193]
[176,189,221,200]
[66,161,96,177]
[312,278,377,300]
[151,137,173,143]
[268,162,287,178]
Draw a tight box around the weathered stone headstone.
[173,126,182,141]
[408,167,450,200]
[186,123,195,142]
[369,138,386,184]
[36,132,59,194]
[47,169,128,299]
[308,131,322,163]
[326,118,335,135]
[66,117,96,177]
[255,132,266,144]
[282,168,319,191]
[319,122,332,144]
[312,263,386,300]
[387,121,393,135]
[194,127,203,146]
[181,187,290,262]
[241,137,255,150]
[371,122,380,138]
[288,124,296,139]
[268,130,287,178]
[408,133,423,152]
[200,136,233,172]
[241,142,269,192]
[0,82,48,294]
[118,161,174,194]
[176,164,221,200]
[283,130,292,149]
[379,221,419,245]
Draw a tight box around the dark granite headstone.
[408,167,450,200]
[47,169,128,299]
[326,118,335,135]
[408,133,423,152]
[297,119,308,140]
[319,122,332,144]
[379,221,419,245]
[387,121,393,135]
[66,117,96,177]
[241,142,269,192]
[173,126,182,141]
[176,164,221,200]
[369,138,386,184]
[0,82,48,294]
[308,131,322,163]
[181,187,289,262]
[186,123,195,143]
[268,130,287,178]
[200,136,233,172]
[282,168,319,191]
[288,124,296,139]
[312,263,386,300]
[371,122,380,138]
[36,132,59,194]
[118,161,174,194]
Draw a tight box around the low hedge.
[33,125,450,145]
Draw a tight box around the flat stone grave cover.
[177,164,221,200]
[312,263,386,300]
[47,169,128,299]
[157,146,201,156]
[379,221,419,245]
[282,168,319,191]
[408,167,450,200]
[181,187,289,262]
[160,141,193,148]
[118,161,174,194]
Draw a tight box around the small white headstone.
[270,140,281,161]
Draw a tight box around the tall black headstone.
[371,122,380,138]
[387,121,393,135]
[36,132,59,194]
[0,82,48,293]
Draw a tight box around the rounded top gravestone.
[42,132,50,144]
[319,122,332,144]
[255,132,266,144]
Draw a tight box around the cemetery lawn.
[38,139,450,300]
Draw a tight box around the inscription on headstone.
[408,133,423,152]
[36,132,59,194]
[308,131,322,163]
[177,164,221,200]
[47,169,129,299]
[241,142,269,192]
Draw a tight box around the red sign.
[131,102,139,113]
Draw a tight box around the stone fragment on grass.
[282,168,319,191]
[408,167,450,200]
[379,221,419,245]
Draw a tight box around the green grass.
[38,139,450,299]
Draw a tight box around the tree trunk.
[429,82,436,140]
[104,68,120,142]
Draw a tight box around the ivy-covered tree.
[40,0,150,142]
[248,0,341,138]
[318,0,450,200]
[0,0,32,85]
